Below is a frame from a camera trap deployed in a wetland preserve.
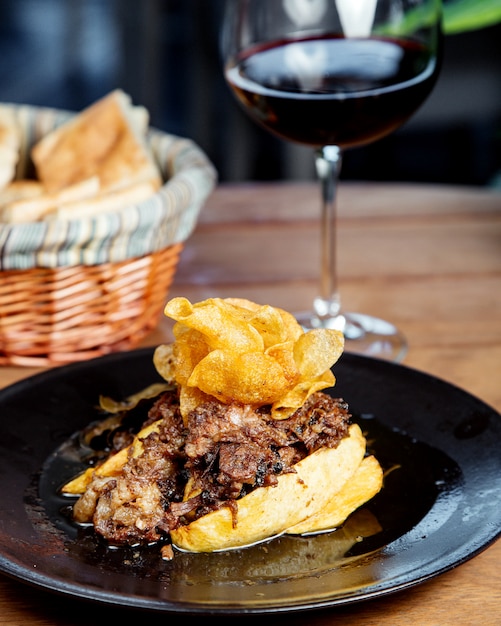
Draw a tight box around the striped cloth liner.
[0,104,217,270]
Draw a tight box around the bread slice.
[0,177,100,223]
[48,179,158,220]
[31,89,162,195]
[0,180,44,206]
[0,107,21,189]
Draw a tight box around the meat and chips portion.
[62,297,383,554]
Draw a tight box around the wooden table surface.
[1,181,500,625]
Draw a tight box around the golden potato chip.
[188,350,296,405]
[294,328,344,379]
[244,305,299,348]
[173,328,211,386]
[99,382,171,414]
[61,467,96,495]
[286,454,384,535]
[223,298,303,344]
[271,371,336,420]
[153,343,176,383]
[265,341,302,385]
[165,297,264,352]
[222,297,261,312]
[158,297,344,420]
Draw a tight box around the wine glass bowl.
[222,0,442,361]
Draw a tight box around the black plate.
[0,348,500,615]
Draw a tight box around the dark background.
[0,0,499,186]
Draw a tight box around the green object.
[443,0,501,34]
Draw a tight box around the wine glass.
[221,0,442,361]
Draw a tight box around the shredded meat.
[72,389,351,546]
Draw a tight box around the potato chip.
[224,297,304,343]
[165,297,264,352]
[294,328,344,379]
[265,341,302,384]
[286,454,383,535]
[158,297,344,419]
[271,371,336,420]
[172,328,210,386]
[99,382,172,414]
[153,344,176,383]
[188,349,295,405]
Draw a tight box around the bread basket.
[0,104,217,366]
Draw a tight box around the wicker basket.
[0,104,216,366]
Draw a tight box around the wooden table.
[1,181,500,624]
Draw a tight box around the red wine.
[225,35,440,149]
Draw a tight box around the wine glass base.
[295,310,407,362]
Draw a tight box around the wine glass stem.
[314,145,343,322]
